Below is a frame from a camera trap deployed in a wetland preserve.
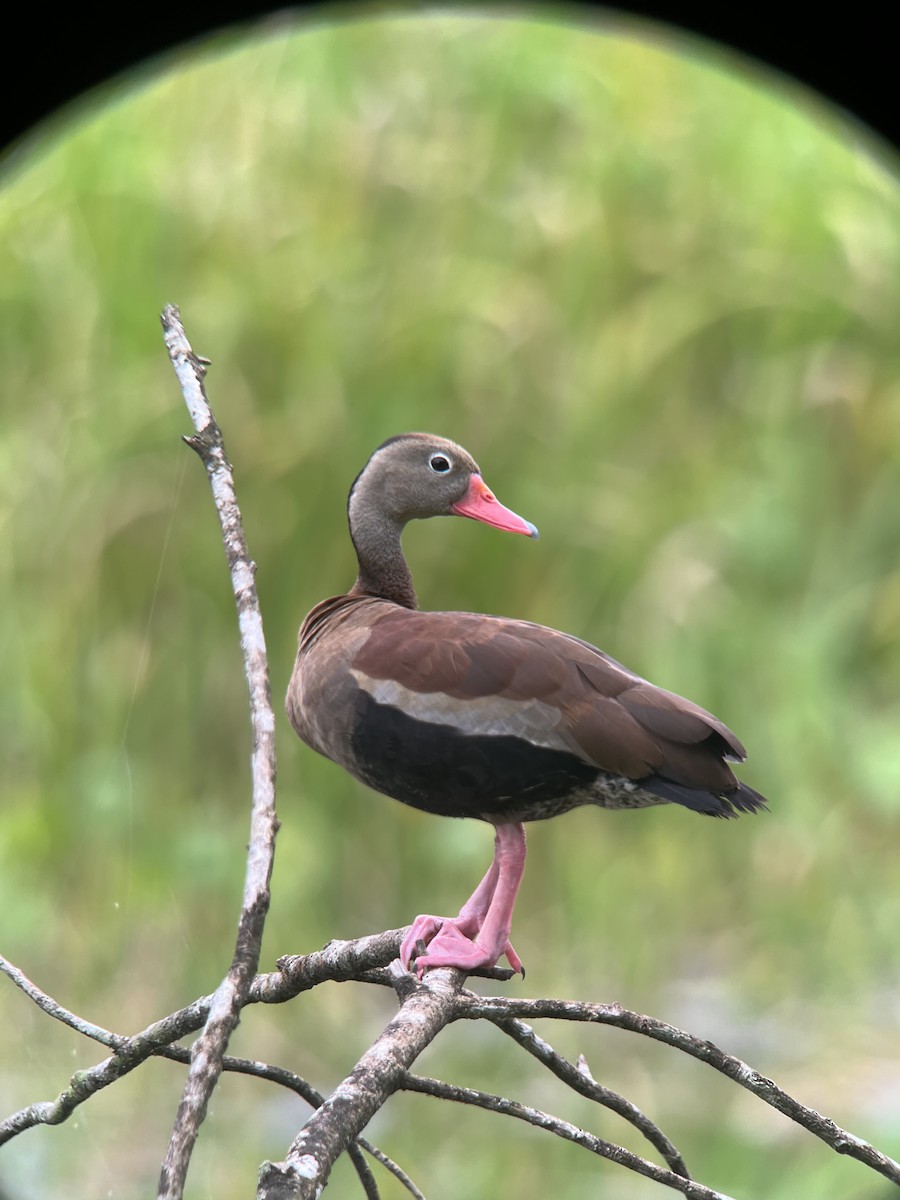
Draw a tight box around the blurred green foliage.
[2,10,900,1199]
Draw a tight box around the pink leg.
[399,857,500,968]
[400,823,527,977]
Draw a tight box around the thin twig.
[5,943,900,1192]
[164,1048,424,1200]
[157,1048,380,1200]
[0,935,409,1147]
[0,954,418,1200]
[359,1142,428,1200]
[157,305,279,1200]
[6,942,899,1192]
[492,1014,690,1177]
[7,311,895,1200]
[401,1074,735,1200]
[214,1056,429,1199]
[464,996,900,1188]
[0,954,124,1049]
[0,1002,205,1145]
[257,966,466,1200]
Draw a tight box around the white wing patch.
[351,671,573,754]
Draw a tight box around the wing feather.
[353,607,752,790]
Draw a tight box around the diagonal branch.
[464,996,900,1188]
[6,940,899,1193]
[6,942,899,1192]
[491,1014,690,1177]
[158,1048,386,1200]
[257,965,466,1200]
[192,1053,426,1200]
[401,1073,735,1200]
[0,952,420,1200]
[156,305,279,1200]
[0,953,126,1048]
[0,933,410,1148]
[0,996,207,1144]
[358,1142,428,1200]
[9,311,896,1200]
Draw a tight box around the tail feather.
[642,776,769,818]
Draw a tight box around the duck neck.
[348,505,418,610]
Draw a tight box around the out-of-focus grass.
[2,11,899,1199]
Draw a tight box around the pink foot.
[401,914,524,977]
[399,914,453,971]
[399,823,528,979]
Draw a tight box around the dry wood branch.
[401,1074,736,1200]
[6,939,899,1194]
[0,954,419,1200]
[4,312,898,1199]
[260,929,511,1002]
[158,1048,391,1200]
[0,951,208,1145]
[357,1143,427,1200]
[0,954,125,1049]
[257,965,465,1200]
[199,1054,426,1199]
[0,930,412,1150]
[464,996,900,1188]
[6,932,899,1196]
[491,1014,690,1177]
[157,305,279,1200]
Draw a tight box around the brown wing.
[351,607,750,794]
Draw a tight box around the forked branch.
[4,932,899,1198]
[156,305,279,1200]
[2,310,896,1200]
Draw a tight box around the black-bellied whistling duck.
[286,434,766,977]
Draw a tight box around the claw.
[400,822,528,977]
[400,915,444,970]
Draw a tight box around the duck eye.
[429,453,452,474]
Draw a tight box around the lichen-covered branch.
[4,938,899,1194]
[0,953,417,1200]
[0,954,125,1049]
[204,1054,426,1200]
[0,930,412,1150]
[157,305,279,1200]
[257,965,465,1200]
[0,971,206,1145]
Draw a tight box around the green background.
[2,10,899,1198]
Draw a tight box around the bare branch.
[358,1143,428,1200]
[464,996,900,1188]
[492,1014,690,1177]
[0,934,409,1147]
[6,936,899,1194]
[257,966,467,1200]
[0,953,422,1200]
[0,1001,204,1145]
[158,1047,380,1200]
[401,1074,736,1200]
[0,954,123,1049]
[10,312,895,1200]
[207,1055,427,1200]
[157,305,279,1200]
[205,1055,426,1200]
[257,928,511,1003]
[6,939,900,1193]
[347,1147,380,1200]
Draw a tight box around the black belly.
[349,692,599,820]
